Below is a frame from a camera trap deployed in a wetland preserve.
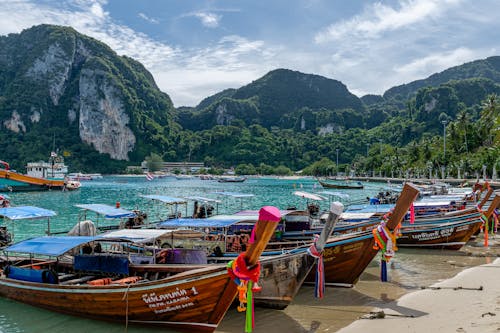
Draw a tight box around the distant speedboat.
[217,176,247,183]
[317,178,364,189]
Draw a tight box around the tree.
[302,157,336,176]
[145,153,163,172]
[479,94,500,146]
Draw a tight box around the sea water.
[4,176,383,242]
[0,176,492,332]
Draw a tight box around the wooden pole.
[478,187,494,209]
[485,194,500,217]
[385,183,420,230]
[244,206,281,265]
[315,202,344,252]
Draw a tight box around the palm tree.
[456,110,469,154]
[480,94,499,146]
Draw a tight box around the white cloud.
[315,0,462,43]
[394,47,477,77]
[138,12,159,24]
[150,35,276,105]
[154,68,267,107]
[1,0,500,106]
[193,12,220,28]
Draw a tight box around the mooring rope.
[122,284,132,332]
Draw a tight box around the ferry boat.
[0,153,80,192]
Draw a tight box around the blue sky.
[1,0,500,107]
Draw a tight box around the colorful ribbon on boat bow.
[307,234,324,299]
[372,212,398,282]
[477,205,490,247]
[227,252,262,333]
[493,209,499,234]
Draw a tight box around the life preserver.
[88,278,113,286]
[113,276,141,285]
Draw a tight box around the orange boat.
[0,159,77,192]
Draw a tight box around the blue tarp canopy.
[0,206,57,220]
[140,194,187,205]
[212,191,255,198]
[159,217,243,228]
[74,204,136,218]
[4,236,96,256]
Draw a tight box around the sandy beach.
[338,238,500,333]
[214,235,500,333]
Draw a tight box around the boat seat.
[60,275,95,285]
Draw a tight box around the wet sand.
[218,236,499,333]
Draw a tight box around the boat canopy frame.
[0,206,57,240]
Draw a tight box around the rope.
[122,284,131,332]
[307,234,324,299]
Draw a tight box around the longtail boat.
[199,183,419,287]
[155,203,343,310]
[0,206,281,332]
[254,202,343,309]
[304,182,420,285]
[397,193,500,250]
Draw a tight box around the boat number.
[141,286,198,314]
[412,227,454,241]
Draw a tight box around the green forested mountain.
[177,68,366,131]
[0,24,177,172]
[0,24,498,177]
[383,56,500,101]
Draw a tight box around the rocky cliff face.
[0,24,174,165]
[79,67,136,160]
[25,42,73,106]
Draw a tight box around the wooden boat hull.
[0,208,282,332]
[0,266,235,332]
[0,169,65,192]
[256,251,316,309]
[305,232,377,286]
[397,220,483,250]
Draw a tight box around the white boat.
[26,153,68,179]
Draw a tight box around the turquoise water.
[3,176,385,242]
